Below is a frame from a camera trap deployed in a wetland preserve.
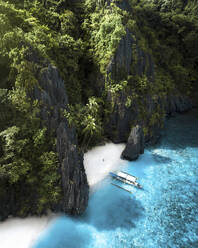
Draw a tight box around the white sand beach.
[0,215,57,248]
[0,143,126,248]
[84,143,126,187]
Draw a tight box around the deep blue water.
[33,110,198,248]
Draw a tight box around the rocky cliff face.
[105,90,138,143]
[31,63,89,215]
[104,0,192,160]
[105,30,156,144]
[107,28,154,83]
[165,95,192,115]
[121,125,144,161]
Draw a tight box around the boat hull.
[110,172,142,188]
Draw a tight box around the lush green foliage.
[64,97,104,149]
[0,0,63,216]
[0,73,61,216]
[0,0,198,217]
[82,0,126,73]
[129,0,198,96]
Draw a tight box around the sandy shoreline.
[0,143,126,248]
[84,143,126,187]
[0,215,57,248]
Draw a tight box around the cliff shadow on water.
[31,110,198,248]
[156,109,198,150]
[80,181,145,231]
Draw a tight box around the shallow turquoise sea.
[33,110,198,248]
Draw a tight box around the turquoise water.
[33,110,198,248]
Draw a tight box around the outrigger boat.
[111,183,133,194]
[110,171,142,189]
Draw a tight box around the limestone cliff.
[0,0,197,219]
[103,0,192,159]
[31,63,89,215]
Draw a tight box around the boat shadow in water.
[80,182,145,231]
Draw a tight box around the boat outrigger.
[110,171,142,189]
[111,183,133,194]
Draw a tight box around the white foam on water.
[0,143,126,248]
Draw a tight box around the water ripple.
[33,110,198,248]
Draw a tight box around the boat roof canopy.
[117,171,137,182]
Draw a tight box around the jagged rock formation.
[121,125,144,161]
[105,91,137,143]
[0,0,197,219]
[32,63,89,215]
[119,93,192,161]
[105,33,155,144]
[104,0,193,160]
[165,95,192,115]
[107,29,154,82]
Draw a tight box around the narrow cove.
[1,110,198,248]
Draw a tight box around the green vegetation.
[0,0,198,217]
[82,0,126,73]
[129,0,198,95]
[0,70,61,216]
[64,97,104,149]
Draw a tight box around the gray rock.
[105,31,155,143]
[107,28,134,81]
[31,63,89,215]
[104,3,155,143]
[107,29,154,82]
[105,0,131,12]
[104,0,192,149]
[121,125,144,161]
[166,95,192,115]
[105,90,138,143]
[0,60,87,220]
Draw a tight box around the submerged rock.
[121,125,144,161]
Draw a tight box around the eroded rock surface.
[121,125,144,161]
[32,64,89,215]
